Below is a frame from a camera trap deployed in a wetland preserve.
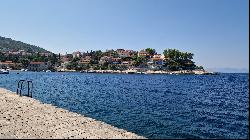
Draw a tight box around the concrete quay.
[0,88,145,139]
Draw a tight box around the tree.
[195,65,204,70]
[101,62,109,70]
[19,58,30,68]
[145,48,156,55]
[163,49,182,61]
[71,57,80,62]
[95,50,103,60]
[48,54,59,64]
[134,56,147,66]
[163,48,196,70]
[145,48,156,56]
[122,57,133,61]
[0,52,7,62]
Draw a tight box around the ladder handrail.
[17,80,25,96]
[27,80,33,98]
[17,80,33,98]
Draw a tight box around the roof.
[30,62,45,64]
[138,50,149,54]
[0,62,15,65]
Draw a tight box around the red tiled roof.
[30,62,45,64]
[0,62,15,65]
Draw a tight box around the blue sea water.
[0,71,249,139]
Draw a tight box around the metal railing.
[16,80,33,98]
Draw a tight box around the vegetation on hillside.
[0,36,48,53]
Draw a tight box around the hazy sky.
[0,0,249,71]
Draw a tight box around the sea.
[0,71,249,139]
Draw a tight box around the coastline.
[8,69,218,75]
[62,69,217,75]
[0,88,145,139]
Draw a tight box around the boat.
[136,72,146,74]
[0,69,9,74]
[126,69,136,74]
[80,70,86,73]
[202,72,219,75]
[46,70,51,72]
[87,70,96,73]
[128,72,135,74]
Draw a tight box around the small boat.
[46,70,51,72]
[87,70,96,73]
[136,72,146,74]
[128,72,135,74]
[126,69,137,74]
[0,69,9,74]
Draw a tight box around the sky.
[0,0,249,72]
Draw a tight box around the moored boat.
[0,69,9,74]
[87,70,96,73]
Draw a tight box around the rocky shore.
[79,69,217,75]
[0,88,145,139]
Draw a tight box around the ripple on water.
[0,72,249,139]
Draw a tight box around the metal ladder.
[16,80,33,98]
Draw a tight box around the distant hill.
[207,67,249,73]
[0,36,49,53]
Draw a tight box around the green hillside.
[0,36,49,53]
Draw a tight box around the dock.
[0,88,145,139]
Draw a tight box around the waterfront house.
[28,62,50,71]
[19,50,26,56]
[105,49,117,57]
[72,51,81,58]
[121,60,135,66]
[18,50,31,56]
[116,49,125,54]
[116,49,136,58]
[116,49,128,58]
[112,57,122,64]
[138,49,150,57]
[0,61,15,69]
[153,54,163,59]
[118,51,129,58]
[40,52,52,57]
[62,54,73,62]
[147,54,165,70]
[126,50,137,57]
[0,61,22,69]
[61,61,70,71]
[99,56,113,65]
[79,56,92,65]
[9,51,21,55]
[151,54,165,65]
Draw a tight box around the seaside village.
[0,48,212,75]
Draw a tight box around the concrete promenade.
[0,88,145,139]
